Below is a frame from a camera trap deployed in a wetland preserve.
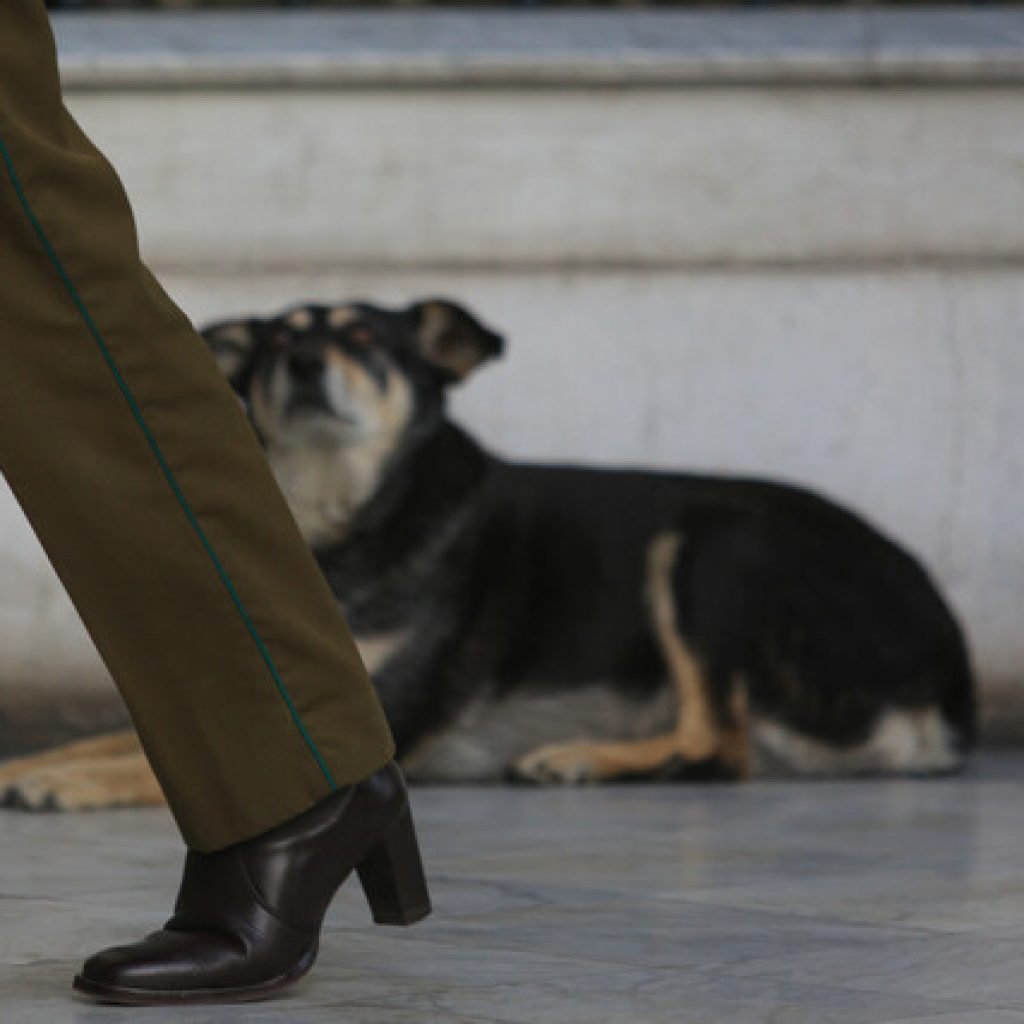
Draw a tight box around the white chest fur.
[268,441,385,548]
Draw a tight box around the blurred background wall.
[1,6,1022,751]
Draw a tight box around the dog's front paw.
[510,743,600,785]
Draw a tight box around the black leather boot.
[72,760,430,1005]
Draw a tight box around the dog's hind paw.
[1,768,70,811]
[0,764,120,812]
[0,752,164,812]
[509,743,601,786]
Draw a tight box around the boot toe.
[77,929,243,995]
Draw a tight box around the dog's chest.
[268,443,383,548]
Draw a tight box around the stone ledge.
[52,8,1024,90]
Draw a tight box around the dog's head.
[200,298,504,544]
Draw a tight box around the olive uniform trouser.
[0,1,395,852]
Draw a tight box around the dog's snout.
[288,349,324,382]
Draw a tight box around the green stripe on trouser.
[0,0,394,852]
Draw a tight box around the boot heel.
[356,809,432,926]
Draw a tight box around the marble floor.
[4,755,1024,1022]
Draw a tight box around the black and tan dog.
[0,298,976,809]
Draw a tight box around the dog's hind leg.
[0,729,164,810]
[0,728,142,782]
[1,751,164,811]
[512,531,751,784]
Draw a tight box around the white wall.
[44,87,1024,269]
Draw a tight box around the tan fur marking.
[286,308,314,331]
[209,323,253,347]
[207,323,255,378]
[5,755,164,811]
[0,730,164,811]
[356,629,410,676]
[0,728,142,785]
[515,734,686,784]
[327,305,359,330]
[646,532,717,761]
[329,346,414,469]
[418,303,478,378]
[327,347,412,434]
[514,530,748,783]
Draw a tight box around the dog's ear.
[405,298,505,384]
[199,317,264,398]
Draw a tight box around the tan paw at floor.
[0,754,163,812]
[512,743,602,785]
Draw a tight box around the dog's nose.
[288,350,324,382]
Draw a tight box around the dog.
[0,297,976,810]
